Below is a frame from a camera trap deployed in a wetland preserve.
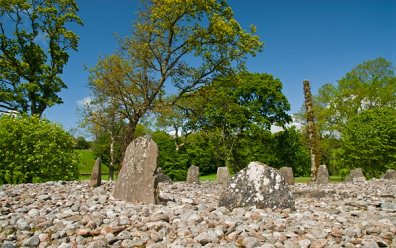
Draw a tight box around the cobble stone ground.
[0,178,395,247]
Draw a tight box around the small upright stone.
[217,167,230,188]
[156,167,173,184]
[187,165,200,184]
[218,161,295,210]
[381,169,396,180]
[89,158,102,187]
[316,164,329,184]
[279,167,294,185]
[113,137,159,204]
[344,168,366,183]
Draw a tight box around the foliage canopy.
[311,57,396,176]
[0,114,81,184]
[196,72,291,172]
[335,108,396,178]
[85,0,263,149]
[0,0,83,116]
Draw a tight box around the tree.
[335,108,396,178]
[0,0,83,116]
[154,98,196,151]
[272,126,311,177]
[312,57,396,173]
[74,136,91,150]
[198,72,291,172]
[152,130,190,181]
[0,114,81,184]
[303,79,321,181]
[86,0,263,151]
[315,57,396,133]
[78,95,124,180]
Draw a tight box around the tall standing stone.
[89,158,102,187]
[187,165,200,184]
[217,167,230,188]
[279,167,294,185]
[218,161,295,210]
[316,164,329,184]
[113,137,159,204]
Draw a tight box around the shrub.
[0,114,81,184]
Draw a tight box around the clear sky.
[42,0,396,133]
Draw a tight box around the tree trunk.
[232,148,243,172]
[303,79,321,181]
[108,134,115,181]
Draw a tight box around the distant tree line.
[92,124,311,182]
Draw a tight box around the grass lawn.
[76,150,111,180]
[199,174,218,181]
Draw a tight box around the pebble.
[0,179,396,247]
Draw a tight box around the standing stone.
[217,167,230,188]
[344,168,366,183]
[316,164,329,184]
[113,137,159,204]
[187,165,200,184]
[218,161,295,210]
[279,167,295,185]
[381,169,396,180]
[155,167,173,184]
[89,158,102,187]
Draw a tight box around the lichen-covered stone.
[218,161,295,210]
[113,137,159,204]
[89,158,101,187]
[279,167,294,185]
[344,168,366,183]
[187,165,200,184]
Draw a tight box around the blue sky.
[42,0,396,133]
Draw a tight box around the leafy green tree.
[272,126,311,177]
[198,72,291,172]
[74,136,91,150]
[228,127,275,172]
[152,131,189,181]
[0,114,81,184]
[315,57,396,133]
[302,57,396,175]
[335,108,396,179]
[0,0,83,116]
[186,132,223,175]
[86,0,263,149]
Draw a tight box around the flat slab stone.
[218,161,295,210]
[113,137,159,204]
